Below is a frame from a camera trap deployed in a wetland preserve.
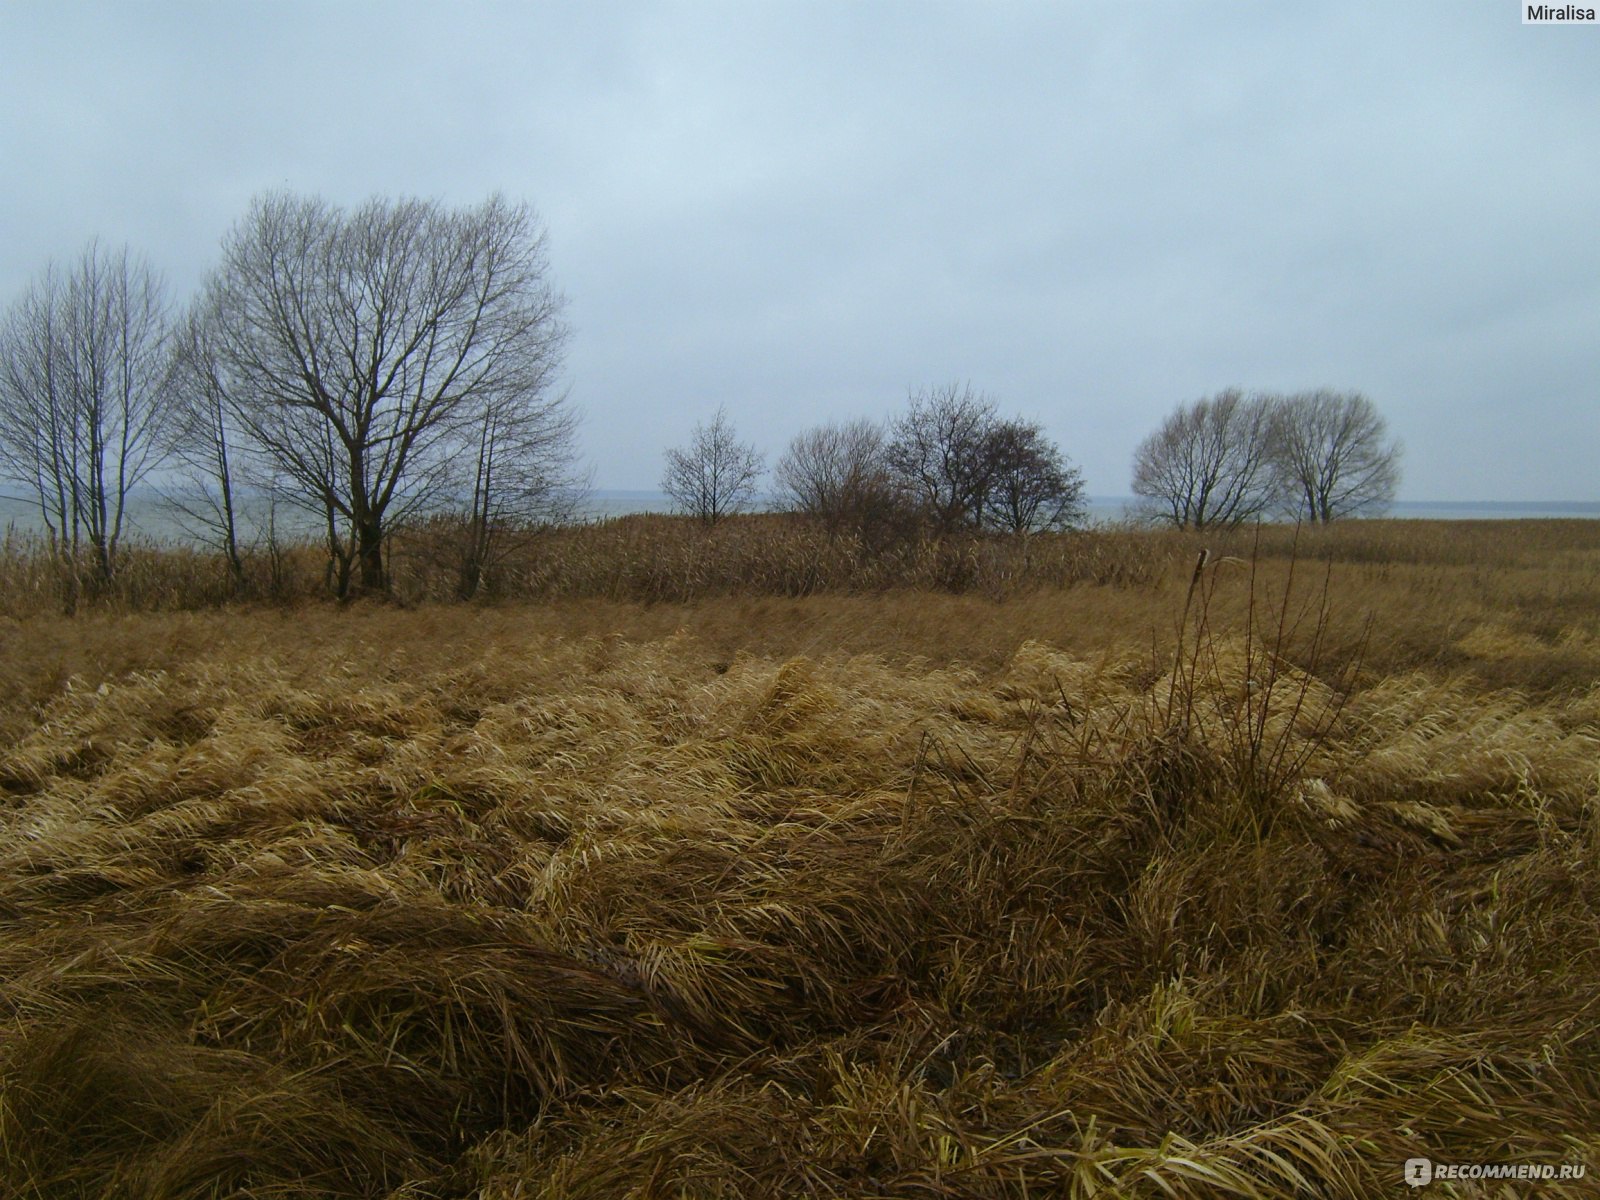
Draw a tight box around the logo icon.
[1405,1158,1434,1187]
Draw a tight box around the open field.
[2,520,1598,1197]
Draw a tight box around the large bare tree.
[202,191,570,597]
[661,406,764,526]
[0,242,175,595]
[1131,389,1278,530]
[1270,390,1401,522]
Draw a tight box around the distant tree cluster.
[0,192,582,602]
[1131,389,1401,529]
[662,382,1087,538]
[881,383,1087,535]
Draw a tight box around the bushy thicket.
[3,516,1172,616]
[9,513,1598,620]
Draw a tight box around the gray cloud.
[2,1,1595,499]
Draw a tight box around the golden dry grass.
[1,519,1598,1197]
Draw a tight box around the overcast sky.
[2,1,1596,500]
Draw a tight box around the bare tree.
[885,382,1000,534]
[662,406,764,526]
[453,386,587,599]
[162,304,251,594]
[773,417,898,536]
[1270,390,1401,522]
[981,418,1088,533]
[0,242,175,596]
[1131,389,1278,529]
[202,191,570,598]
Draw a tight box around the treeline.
[657,385,1402,542]
[0,190,1401,611]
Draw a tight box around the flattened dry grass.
[1,520,1598,1197]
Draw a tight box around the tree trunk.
[88,533,115,595]
[456,512,492,601]
[457,555,483,602]
[355,518,386,596]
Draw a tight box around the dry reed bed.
[7,514,1598,618]
[2,542,1598,1197]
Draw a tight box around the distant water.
[1381,500,1600,520]
[575,494,1600,524]
[569,496,1593,524]
[2,490,1595,544]
[575,492,1139,522]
